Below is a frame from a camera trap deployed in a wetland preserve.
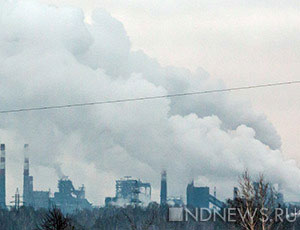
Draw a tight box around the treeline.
[1,204,299,230]
[0,204,232,230]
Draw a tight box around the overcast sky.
[38,0,300,161]
[1,0,299,205]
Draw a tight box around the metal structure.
[186,181,225,209]
[106,176,151,206]
[208,194,226,208]
[11,188,23,210]
[0,144,6,209]
[160,170,167,205]
[52,177,92,214]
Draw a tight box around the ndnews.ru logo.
[168,207,299,223]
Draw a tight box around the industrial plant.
[186,181,226,209]
[23,144,50,209]
[105,176,151,206]
[0,143,286,213]
[0,144,92,213]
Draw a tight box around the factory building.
[52,177,92,214]
[23,144,50,209]
[105,176,151,206]
[22,144,91,213]
[186,181,225,209]
[160,170,167,206]
[0,144,6,209]
[186,181,210,208]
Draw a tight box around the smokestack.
[24,144,29,176]
[23,144,33,206]
[233,187,239,200]
[0,144,6,209]
[160,170,167,206]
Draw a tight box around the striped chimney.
[0,144,6,208]
[23,144,33,206]
[24,144,29,176]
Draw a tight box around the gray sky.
[39,0,300,161]
[1,0,300,205]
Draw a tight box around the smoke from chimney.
[0,1,300,204]
[53,163,66,179]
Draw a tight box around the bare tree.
[229,170,280,230]
[237,170,258,230]
[36,207,75,230]
[256,173,276,230]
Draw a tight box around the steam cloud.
[0,0,299,204]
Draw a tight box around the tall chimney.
[233,187,239,200]
[160,170,167,206]
[23,144,33,206]
[0,144,6,209]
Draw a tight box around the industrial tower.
[105,176,151,206]
[0,144,6,209]
[233,187,238,200]
[22,144,50,209]
[160,170,167,205]
[23,144,33,206]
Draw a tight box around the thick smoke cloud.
[0,0,298,204]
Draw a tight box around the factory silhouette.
[0,144,92,213]
[0,143,285,213]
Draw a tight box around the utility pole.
[10,188,23,210]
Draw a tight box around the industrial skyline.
[0,143,288,213]
[0,0,299,212]
[0,144,92,213]
[0,1,299,229]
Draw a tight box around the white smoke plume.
[0,0,299,205]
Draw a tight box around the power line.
[0,80,299,114]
